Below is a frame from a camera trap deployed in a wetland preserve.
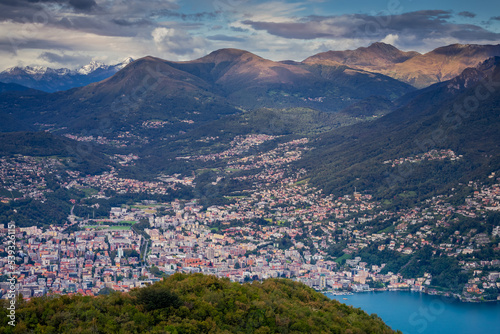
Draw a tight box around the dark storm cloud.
[0,0,47,22]
[0,0,178,37]
[241,10,500,43]
[207,34,246,42]
[0,0,96,22]
[458,11,476,18]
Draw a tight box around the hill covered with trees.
[0,273,399,334]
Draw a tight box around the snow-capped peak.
[115,57,134,69]
[24,66,49,75]
[77,60,107,75]
[7,65,52,75]
[0,57,136,92]
[2,65,73,76]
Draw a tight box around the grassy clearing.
[119,220,137,225]
[81,188,98,197]
[378,225,395,234]
[295,178,310,186]
[335,253,353,264]
[107,226,131,230]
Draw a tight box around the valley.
[1,44,500,311]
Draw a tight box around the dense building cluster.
[1,135,499,302]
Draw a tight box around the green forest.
[0,274,399,334]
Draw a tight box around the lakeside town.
[1,134,500,303]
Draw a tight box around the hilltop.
[0,273,398,334]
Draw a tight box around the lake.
[327,291,500,334]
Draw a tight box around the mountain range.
[1,42,498,97]
[299,56,500,202]
[305,42,500,88]
[1,42,500,198]
[2,41,500,319]
[0,47,416,134]
[0,57,133,92]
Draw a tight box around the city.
[1,135,499,303]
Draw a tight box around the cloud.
[38,51,89,64]
[212,0,251,12]
[230,26,248,32]
[241,10,500,48]
[206,34,246,42]
[242,11,452,40]
[491,16,500,21]
[0,32,75,55]
[0,0,97,23]
[458,11,476,18]
[155,9,220,21]
[0,0,499,71]
[239,1,307,22]
[68,0,97,11]
[0,0,178,37]
[0,0,210,69]
[380,34,399,46]
[151,27,207,56]
[111,18,152,27]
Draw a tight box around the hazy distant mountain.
[0,57,133,92]
[306,43,500,88]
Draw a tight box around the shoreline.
[321,288,500,303]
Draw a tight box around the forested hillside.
[0,273,399,334]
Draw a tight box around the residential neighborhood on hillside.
[1,135,499,303]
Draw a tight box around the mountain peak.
[367,42,399,51]
[303,42,419,69]
[194,48,260,64]
[121,57,134,64]
[77,61,106,75]
[209,48,251,56]
[76,57,134,75]
[137,55,163,62]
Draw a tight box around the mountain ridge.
[0,57,134,92]
[303,42,420,69]
[0,49,414,135]
[306,42,500,88]
[298,56,500,199]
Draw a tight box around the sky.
[0,0,500,70]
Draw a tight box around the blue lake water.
[327,291,500,334]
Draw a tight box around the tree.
[135,286,181,311]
